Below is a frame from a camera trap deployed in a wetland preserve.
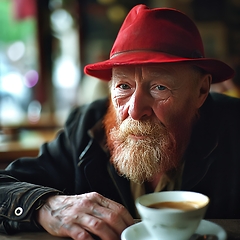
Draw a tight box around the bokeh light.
[24,70,39,88]
[7,41,25,62]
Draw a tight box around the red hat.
[84,4,234,83]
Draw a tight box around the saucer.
[121,219,227,240]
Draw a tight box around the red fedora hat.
[84,4,234,83]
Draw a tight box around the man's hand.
[36,192,134,240]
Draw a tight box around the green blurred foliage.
[0,0,36,43]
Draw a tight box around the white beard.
[108,118,178,184]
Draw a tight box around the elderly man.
[0,4,239,240]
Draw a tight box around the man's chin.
[111,145,179,184]
[111,157,162,184]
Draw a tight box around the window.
[0,0,38,126]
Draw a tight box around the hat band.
[110,49,204,59]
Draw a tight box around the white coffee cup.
[135,191,209,240]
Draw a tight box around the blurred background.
[0,0,240,166]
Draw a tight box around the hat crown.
[110,5,204,59]
[84,4,234,83]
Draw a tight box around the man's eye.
[119,84,130,89]
[157,85,167,91]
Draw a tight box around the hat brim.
[84,51,234,83]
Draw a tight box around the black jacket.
[0,93,240,234]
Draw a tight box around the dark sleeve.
[0,107,81,234]
[0,175,60,234]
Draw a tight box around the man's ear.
[196,74,212,108]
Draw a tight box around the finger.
[77,214,120,240]
[97,193,134,226]
[84,193,134,236]
[83,193,131,224]
[71,193,133,238]
[90,203,131,236]
[58,223,94,240]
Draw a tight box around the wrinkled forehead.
[112,63,194,74]
[111,63,197,82]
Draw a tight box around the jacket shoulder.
[210,92,240,106]
[209,92,240,118]
[65,98,109,132]
[59,98,109,156]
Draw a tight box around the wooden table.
[0,232,69,240]
[0,219,239,239]
[210,219,240,240]
[0,129,59,168]
[0,115,62,168]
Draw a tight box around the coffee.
[148,201,201,211]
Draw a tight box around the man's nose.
[128,88,153,120]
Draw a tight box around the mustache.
[117,118,167,138]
